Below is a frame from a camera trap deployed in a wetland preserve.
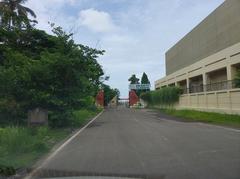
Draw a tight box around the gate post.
[96,90,104,107]
[129,90,139,107]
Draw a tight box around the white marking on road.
[24,110,104,179]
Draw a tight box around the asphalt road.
[34,106,240,179]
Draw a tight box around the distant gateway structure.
[128,84,151,106]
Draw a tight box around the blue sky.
[26,0,224,97]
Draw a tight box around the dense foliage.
[0,0,121,128]
[0,25,106,126]
[140,87,181,106]
[0,0,37,30]
[128,74,139,84]
[102,84,120,106]
[141,72,150,84]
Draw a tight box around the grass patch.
[0,127,69,169]
[72,109,101,127]
[0,108,101,175]
[159,108,240,128]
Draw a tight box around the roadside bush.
[71,109,100,127]
[0,126,69,169]
[48,110,73,128]
[48,108,100,128]
[140,92,152,103]
[0,127,48,154]
[140,87,181,106]
[0,165,16,177]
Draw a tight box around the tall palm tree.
[0,0,36,29]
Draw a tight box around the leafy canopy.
[0,0,37,30]
[0,1,121,127]
[141,72,150,84]
[0,25,105,126]
[102,84,120,106]
[128,74,139,84]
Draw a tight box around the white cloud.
[79,9,116,33]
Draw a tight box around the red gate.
[96,90,104,107]
[129,90,139,106]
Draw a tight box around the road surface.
[34,106,240,179]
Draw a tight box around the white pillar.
[186,78,190,93]
[227,65,233,81]
[227,64,237,81]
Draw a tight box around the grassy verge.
[0,127,69,169]
[0,108,101,176]
[71,108,102,127]
[157,108,240,128]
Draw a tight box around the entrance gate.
[96,83,150,107]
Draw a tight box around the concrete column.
[227,65,234,81]
[227,64,238,81]
[186,78,190,94]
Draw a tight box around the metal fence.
[181,80,239,94]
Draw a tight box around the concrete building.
[155,0,240,114]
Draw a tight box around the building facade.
[155,0,240,114]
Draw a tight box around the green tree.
[0,25,105,126]
[114,88,120,98]
[102,84,120,106]
[0,0,36,29]
[128,74,139,84]
[141,72,150,84]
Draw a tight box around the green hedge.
[140,87,181,105]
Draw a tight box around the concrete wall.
[177,89,240,115]
[166,0,240,75]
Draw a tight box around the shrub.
[140,92,152,103]
[48,110,73,128]
[140,87,181,106]
[71,109,99,127]
[0,127,48,154]
[0,165,16,177]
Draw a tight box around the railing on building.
[180,80,238,94]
